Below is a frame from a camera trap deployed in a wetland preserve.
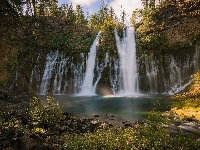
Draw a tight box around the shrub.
[29,92,64,130]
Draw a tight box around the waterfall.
[109,58,120,94]
[72,53,85,94]
[167,43,200,94]
[167,56,182,94]
[39,51,59,95]
[37,52,85,95]
[194,44,200,71]
[30,55,41,93]
[78,32,101,95]
[53,56,68,94]
[114,27,138,95]
[144,53,158,93]
[142,49,200,95]
[27,31,200,96]
[93,52,109,94]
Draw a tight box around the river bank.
[0,93,200,150]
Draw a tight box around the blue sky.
[58,0,143,21]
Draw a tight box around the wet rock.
[108,123,114,127]
[63,112,71,118]
[94,114,99,117]
[90,120,99,125]
[122,120,133,128]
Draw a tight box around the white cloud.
[70,0,98,6]
[109,0,143,23]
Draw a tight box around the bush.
[29,92,64,130]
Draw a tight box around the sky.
[58,0,143,21]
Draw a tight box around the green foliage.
[0,111,4,129]
[29,92,64,129]
[34,0,59,16]
[88,3,125,63]
[64,128,135,150]
[136,32,168,53]
[64,107,200,149]
[0,0,23,17]
[146,104,169,130]
[133,107,171,149]
[132,0,200,54]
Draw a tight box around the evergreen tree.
[35,0,58,16]
[75,5,87,25]
[66,3,76,24]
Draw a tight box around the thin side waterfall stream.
[40,51,59,95]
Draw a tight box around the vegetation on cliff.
[132,0,200,54]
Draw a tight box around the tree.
[35,0,58,16]
[66,3,76,24]
[130,8,143,27]
[75,5,87,25]
[0,0,23,17]
[141,0,149,9]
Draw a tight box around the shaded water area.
[39,94,174,124]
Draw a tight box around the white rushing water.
[194,44,200,71]
[144,53,158,93]
[109,58,120,95]
[30,55,41,93]
[40,51,59,95]
[30,30,200,96]
[78,32,101,95]
[53,56,68,94]
[114,27,138,95]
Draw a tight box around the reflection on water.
[39,94,175,123]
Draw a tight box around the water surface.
[39,94,175,124]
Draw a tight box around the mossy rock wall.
[6,38,200,96]
[137,40,200,93]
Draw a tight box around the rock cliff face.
[134,0,200,94]
[137,40,200,94]
[8,38,198,95]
